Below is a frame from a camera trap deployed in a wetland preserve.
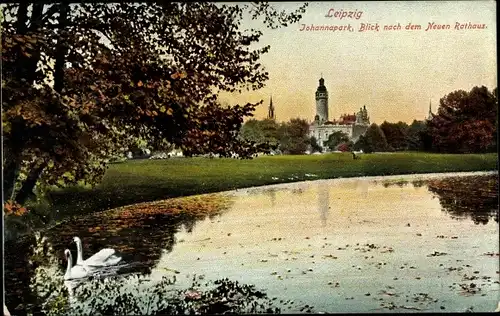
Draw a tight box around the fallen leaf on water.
[161,268,180,274]
[380,290,397,297]
[323,254,338,259]
[427,251,448,257]
[400,305,422,310]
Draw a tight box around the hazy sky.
[218,1,497,124]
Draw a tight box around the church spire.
[427,99,433,120]
[268,95,275,120]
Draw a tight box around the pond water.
[4,171,499,314]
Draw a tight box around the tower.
[315,75,328,123]
[362,105,370,125]
[268,95,275,120]
[427,100,433,121]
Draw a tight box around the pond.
[4,171,499,314]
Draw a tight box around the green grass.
[45,152,497,220]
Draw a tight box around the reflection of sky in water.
[7,172,499,314]
[149,172,499,313]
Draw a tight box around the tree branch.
[54,4,69,93]
[28,3,45,30]
[30,3,61,29]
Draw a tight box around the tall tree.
[2,3,308,206]
[239,118,280,148]
[405,120,431,151]
[309,136,322,153]
[354,123,390,153]
[259,119,281,147]
[323,131,349,151]
[490,87,498,152]
[427,86,497,153]
[239,119,264,144]
[279,118,310,154]
[380,121,409,151]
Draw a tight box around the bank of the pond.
[40,152,497,221]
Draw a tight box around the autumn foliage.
[427,175,498,225]
[1,3,308,207]
[4,200,28,217]
[353,86,497,154]
[427,86,497,153]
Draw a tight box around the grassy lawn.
[45,152,497,220]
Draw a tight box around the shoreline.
[10,151,498,238]
[225,170,498,196]
[5,169,498,247]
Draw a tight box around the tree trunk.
[15,161,48,206]
[4,4,45,201]
[15,3,28,33]
[3,155,22,202]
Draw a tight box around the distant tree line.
[355,85,497,154]
[239,85,497,155]
[238,118,310,154]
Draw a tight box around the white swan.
[4,304,11,316]
[64,249,91,280]
[73,236,122,267]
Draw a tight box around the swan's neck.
[65,252,73,279]
[76,240,84,264]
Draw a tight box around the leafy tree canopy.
[279,118,310,154]
[1,2,308,206]
[239,118,280,148]
[323,131,349,151]
[354,123,390,153]
[309,136,322,153]
[428,86,497,153]
[380,121,409,151]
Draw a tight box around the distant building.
[426,99,434,121]
[268,95,276,120]
[309,76,370,150]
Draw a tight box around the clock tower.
[315,76,328,123]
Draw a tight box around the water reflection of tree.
[427,175,499,225]
[4,232,69,316]
[5,232,283,315]
[48,195,230,268]
[411,180,426,188]
[4,195,232,315]
[382,180,409,188]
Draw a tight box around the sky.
[218,1,497,124]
